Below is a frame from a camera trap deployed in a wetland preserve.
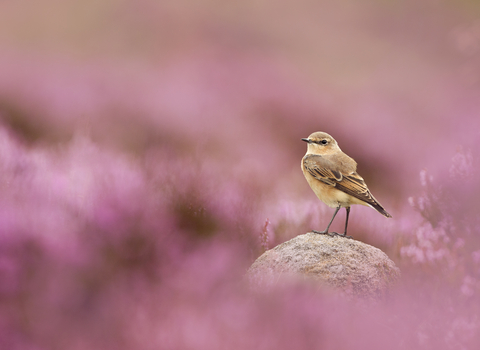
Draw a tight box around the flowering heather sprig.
[407,169,445,230]
[260,218,270,251]
[402,147,480,296]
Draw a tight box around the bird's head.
[302,132,340,155]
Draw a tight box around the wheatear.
[302,131,391,238]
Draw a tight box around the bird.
[301,131,392,238]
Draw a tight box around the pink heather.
[0,2,480,349]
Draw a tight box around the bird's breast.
[302,168,347,208]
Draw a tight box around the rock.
[246,232,400,299]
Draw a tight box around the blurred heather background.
[1,0,480,349]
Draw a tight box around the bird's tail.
[370,200,392,218]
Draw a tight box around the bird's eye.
[320,139,328,145]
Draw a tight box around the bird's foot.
[312,230,352,239]
[311,230,336,237]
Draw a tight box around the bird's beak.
[301,138,311,143]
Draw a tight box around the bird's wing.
[338,174,392,217]
[335,173,376,205]
[303,154,375,205]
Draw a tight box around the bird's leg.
[312,205,341,237]
[337,207,353,239]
